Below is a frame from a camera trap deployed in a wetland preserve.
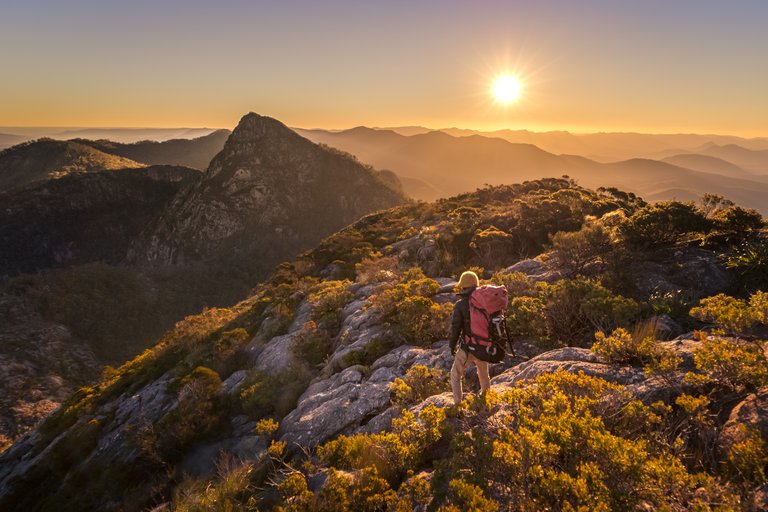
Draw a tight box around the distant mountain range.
[74,129,231,170]
[381,126,768,162]
[0,127,220,147]
[295,127,768,213]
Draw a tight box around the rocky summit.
[0,178,766,511]
[130,113,407,278]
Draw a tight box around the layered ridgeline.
[0,139,146,192]
[1,178,766,511]
[0,112,407,451]
[74,129,231,171]
[296,127,768,213]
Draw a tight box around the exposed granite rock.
[492,347,645,388]
[503,258,560,282]
[720,387,768,453]
[279,342,452,450]
[251,333,299,375]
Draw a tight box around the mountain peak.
[227,112,300,144]
[131,112,407,274]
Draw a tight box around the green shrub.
[689,337,768,392]
[439,479,498,512]
[470,225,515,268]
[254,418,279,438]
[690,291,768,335]
[240,366,312,419]
[540,278,640,347]
[724,239,768,291]
[390,365,449,405]
[215,328,250,357]
[157,366,222,456]
[506,296,547,338]
[592,327,655,365]
[341,337,395,367]
[490,270,537,297]
[354,252,399,284]
[318,406,446,485]
[309,280,353,331]
[548,224,613,277]
[620,201,710,246]
[395,296,453,346]
[725,425,768,488]
[711,206,764,232]
[293,321,333,366]
[172,454,255,511]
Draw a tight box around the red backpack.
[463,285,512,363]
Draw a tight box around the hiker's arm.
[449,304,462,354]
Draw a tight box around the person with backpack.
[449,270,511,406]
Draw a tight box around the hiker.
[449,270,491,406]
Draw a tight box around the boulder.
[492,347,645,388]
[279,343,452,450]
[251,334,298,375]
[720,387,768,453]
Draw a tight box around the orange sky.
[2,1,767,137]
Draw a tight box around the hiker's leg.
[450,348,470,405]
[473,356,491,394]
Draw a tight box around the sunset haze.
[2,0,767,136]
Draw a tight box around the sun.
[492,75,522,104]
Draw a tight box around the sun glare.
[492,75,522,104]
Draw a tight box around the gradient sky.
[1,0,767,135]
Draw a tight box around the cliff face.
[131,113,406,273]
[0,166,200,279]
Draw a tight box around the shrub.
[215,328,250,357]
[689,292,767,335]
[540,278,640,347]
[395,296,452,346]
[547,224,613,276]
[172,454,255,511]
[490,270,537,297]
[254,418,279,437]
[470,226,515,268]
[240,365,312,419]
[355,252,400,284]
[725,425,768,488]
[690,337,768,392]
[505,296,547,339]
[293,321,333,366]
[711,206,764,232]
[724,239,768,291]
[341,337,395,367]
[592,327,656,365]
[439,479,498,512]
[390,365,449,405]
[157,366,222,456]
[309,280,353,331]
[318,406,446,484]
[620,201,710,246]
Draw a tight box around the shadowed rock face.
[130,113,407,279]
[0,166,200,279]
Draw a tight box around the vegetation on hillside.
[1,178,766,511]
